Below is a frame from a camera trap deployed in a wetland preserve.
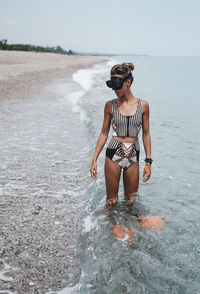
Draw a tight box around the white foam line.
[72,69,93,92]
[0,271,13,281]
[106,58,119,67]
[46,284,79,294]
[0,291,16,294]
[67,90,89,123]
[72,67,96,91]
[72,57,116,92]
[67,59,113,122]
[82,214,98,233]
[0,262,17,282]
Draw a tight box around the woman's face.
[111,74,131,97]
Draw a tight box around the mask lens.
[106,80,113,88]
[111,77,124,90]
[106,77,124,90]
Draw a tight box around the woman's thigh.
[123,162,139,200]
[104,156,121,202]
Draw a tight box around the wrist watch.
[144,158,153,165]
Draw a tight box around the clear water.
[1,56,200,294]
[73,56,200,294]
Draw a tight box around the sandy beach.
[0,51,109,294]
[0,51,108,100]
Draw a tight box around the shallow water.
[70,56,200,294]
[1,56,200,294]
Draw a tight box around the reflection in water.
[77,200,171,293]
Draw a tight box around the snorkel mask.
[106,73,132,90]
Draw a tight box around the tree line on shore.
[0,39,75,55]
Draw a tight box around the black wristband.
[144,158,153,165]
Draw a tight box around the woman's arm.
[90,101,112,179]
[142,100,152,182]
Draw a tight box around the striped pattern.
[107,136,140,152]
[111,98,142,137]
[107,136,120,149]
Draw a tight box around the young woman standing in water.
[90,63,152,209]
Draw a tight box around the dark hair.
[110,62,135,85]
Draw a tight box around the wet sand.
[0,51,109,293]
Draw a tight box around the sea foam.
[67,58,115,123]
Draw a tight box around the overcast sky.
[1,0,200,56]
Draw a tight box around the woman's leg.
[123,162,139,201]
[104,156,121,209]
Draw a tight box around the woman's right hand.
[90,160,97,179]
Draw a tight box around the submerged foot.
[138,215,169,230]
[112,224,137,242]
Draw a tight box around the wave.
[68,58,117,122]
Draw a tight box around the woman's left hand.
[143,164,151,182]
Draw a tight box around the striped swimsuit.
[106,98,143,169]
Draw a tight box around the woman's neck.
[119,92,135,103]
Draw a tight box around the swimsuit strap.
[112,98,118,115]
[138,98,142,116]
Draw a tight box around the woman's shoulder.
[139,98,149,113]
[104,99,113,115]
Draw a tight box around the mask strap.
[123,73,132,81]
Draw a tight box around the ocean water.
[61,55,200,294]
[1,55,200,294]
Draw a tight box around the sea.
[1,55,200,294]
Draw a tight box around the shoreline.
[0,51,109,100]
[0,51,109,293]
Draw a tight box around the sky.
[0,0,200,56]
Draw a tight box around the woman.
[90,63,152,209]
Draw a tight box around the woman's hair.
[110,62,135,85]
